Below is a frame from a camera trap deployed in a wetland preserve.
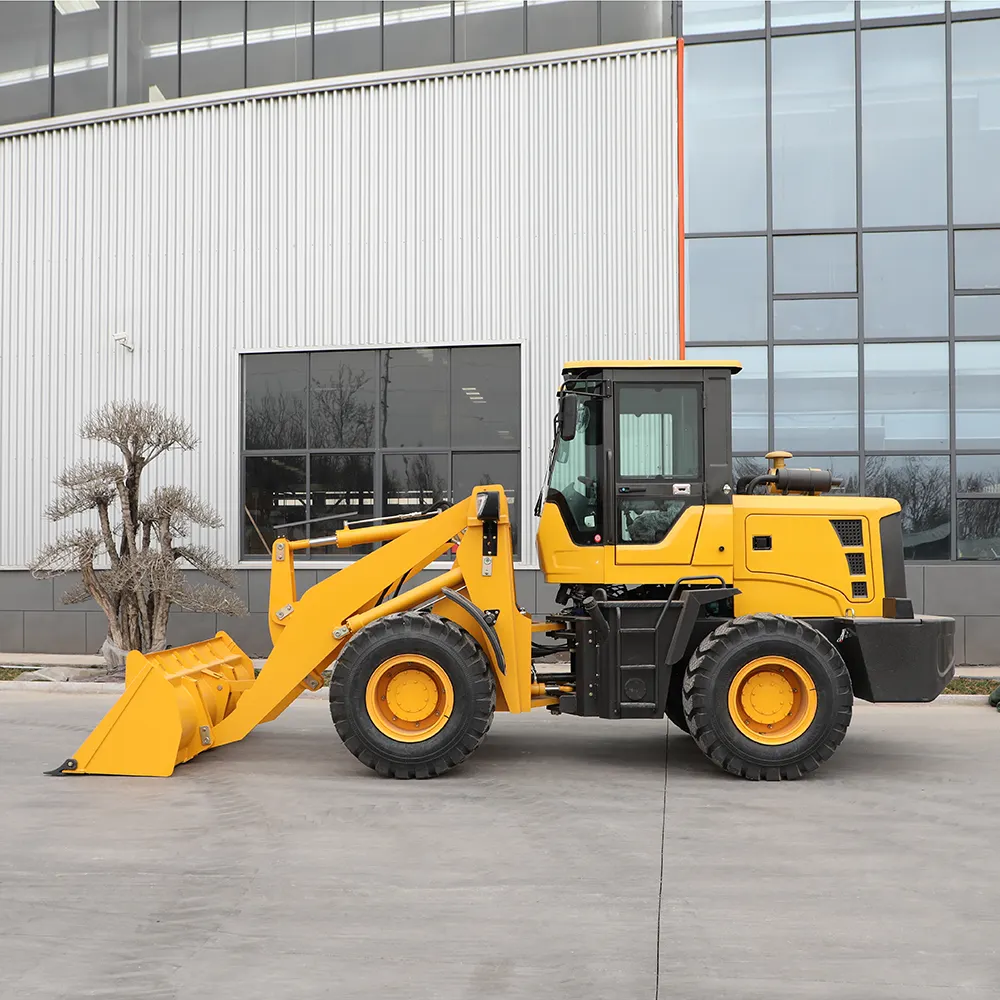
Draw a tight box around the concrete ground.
[0,693,997,1000]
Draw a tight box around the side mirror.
[558,393,579,441]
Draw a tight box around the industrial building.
[1,1,998,662]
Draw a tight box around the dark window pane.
[455,1,525,61]
[861,1,943,15]
[453,452,519,555]
[686,237,767,341]
[957,455,1000,493]
[861,26,946,226]
[244,456,307,556]
[314,1,381,77]
[955,342,1000,449]
[244,353,308,450]
[685,41,766,232]
[382,349,450,448]
[0,1,51,125]
[770,1,854,26]
[384,1,452,71]
[773,234,857,294]
[618,385,702,479]
[122,2,180,104]
[774,345,859,452]
[955,230,1000,290]
[246,1,312,88]
[599,1,671,43]
[864,455,950,560]
[953,19,1000,225]
[955,296,1000,338]
[54,3,110,117]
[771,33,856,230]
[864,342,949,450]
[180,0,245,98]
[310,454,375,554]
[682,0,764,33]
[527,1,599,53]
[383,453,450,518]
[785,456,860,495]
[619,498,687,545]
[450,346,520,449]
[686,345,768,453]
[957,499,1000,561]
[774,299,858,341]
[862,231,948,339]
[310,351,377,448]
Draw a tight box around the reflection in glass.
[383,454,450,518]
[0,2,51,125]
[774,299,858,341]
[773,234,857,294]
[381,349,450,449]
[527,1,599,53]
[861,26,946,226]
[957,456,1000,493]
[310,352,377,449]
[54,3,110,116]
[455,0,525,61]
[123,1,180,104]
[599,1,671,43]
[247,1,312,87]
[686,346,768,454]
[681,0,765,33]
[314,1,382,77]
[953,19,1000,224]
[244,353,308,450]
[453,452,519,554]
[451,347,520,449]
[956,296,1000,338]
[786,456,860,495]
[860,1,943,15]
[864,342,949,450]
[771,33,855,229]
[770,1,854,26]
[384,1,452,71]
[244,456,307,555]
[310,454,375,554]
[864,455,950,560]
[955,342,1000,450]
[685,41,766,233]
[181,1,245,97]
[686,237,767,342]
[958,499,1000,560]
[954,230,1000,290]
[862,231,948,339]
[617,386,702,479]
[774,345,858,452]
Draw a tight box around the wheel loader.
[49,360,956,782]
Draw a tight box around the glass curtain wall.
[683,1,1000,562]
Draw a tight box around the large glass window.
[455,1,525,61]
[54,1,110,117]
[955,342,1000,450]
[685,345,768,454]
[862,231,948,339]
[861,25,947,227]
[957,456,1000,561]
[681,1,765,34]
[773,235,857,295]
[0,2,51,126]
[770,1,854,26]
[952,18,1000,225]
[774,345,859,452]
[180,0,245,98]
[774,299,858,341]
[954,230,1000,291]
[864,455,950,560]
[246,1,312,88]
[864,342,950,451]
[685,41,766,233]
[771,32,856,230]
[384,1,452,71]
[121,1,180,104]
[686,237,767,342]
[243,347,521,558]
[527,1,599,53]
[955,296,1000,339]
[861,1,944,16]
[314,1,382,78]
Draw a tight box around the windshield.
[544,387,603,544]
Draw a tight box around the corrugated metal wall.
[0,41,680,571]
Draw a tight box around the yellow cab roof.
[562,359,743,374]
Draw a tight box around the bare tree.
[31,403,247,671]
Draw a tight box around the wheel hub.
[727,656,817,746]
[365,654,454,743]
[386,669,439,721]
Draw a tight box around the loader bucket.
[47,632,256,777]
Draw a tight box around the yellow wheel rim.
[727,656,817,746]
[365,654,454,743]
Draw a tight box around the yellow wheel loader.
[49,361,956,782]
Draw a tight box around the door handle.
[618,486,646,494]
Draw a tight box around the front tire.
[330,612,495,779]
[681,613,852,780]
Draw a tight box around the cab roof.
[562,359,743,374]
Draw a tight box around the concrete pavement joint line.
[654,724,669,1000]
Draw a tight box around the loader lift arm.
[50,487,533,777]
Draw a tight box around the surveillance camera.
[113,332,134,353]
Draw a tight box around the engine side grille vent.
[846,552,866,576]
[831,519,864,547]
[852,581,868,599]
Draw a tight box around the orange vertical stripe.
[676,36,686,360]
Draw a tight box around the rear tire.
[330,612,495,779]
[681,613,852,780]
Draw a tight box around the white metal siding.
[0,42,680,570]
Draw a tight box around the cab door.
[613,379,705,566]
